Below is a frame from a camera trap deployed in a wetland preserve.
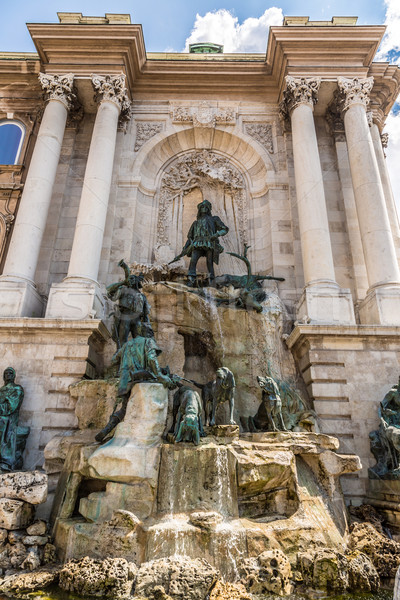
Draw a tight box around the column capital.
[91,73,131,122]
[38,73,76,110]
[337,76,374,112]
[280,76,321,117]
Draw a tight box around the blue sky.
[0,1,388,53]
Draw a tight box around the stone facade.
[0,14,399,510]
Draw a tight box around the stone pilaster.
[338,77,400,325]
[281,76,355,324]
[46,74,132,320]
[0,74,75,317]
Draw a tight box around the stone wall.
[0,319,109,515]
[287,324,400,504]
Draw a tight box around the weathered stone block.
[88,383,168,485]
[0,471,48,505]
[0,499,34,530]
[70,379,119,430]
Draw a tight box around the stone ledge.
[287,323,400,348]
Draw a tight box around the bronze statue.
[95,323,178,443]
[107,259,152,349]
[215,244,284,312]
[254,375,287,432]
[173,386,205,445]
[241,372,317,434]
[198,367,236,426]
[369,376,400,478]
[169,199,228,287]
[0,367,29,471]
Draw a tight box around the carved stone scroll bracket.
[337,76,374,113]
[170,101,236,128]
[244,123,274,153]
[91,73,132,128]
[38,73,77,111]
[134,122,164,152]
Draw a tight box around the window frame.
[0,119,26,165]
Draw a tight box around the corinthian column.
[281,76,355,324]
[46,74,131,320]
[338,77,400,325]
[368,116,400,266]
[0,74,75,317]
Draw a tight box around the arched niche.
[155,149,249,276]
[127,126,274,275]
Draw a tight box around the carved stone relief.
[134,122,164,152]
[0,166,23,267]
[244,123,273,153]
[170,101,236,127]
[156,150,247,253]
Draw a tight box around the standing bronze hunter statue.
[170,199,228,286]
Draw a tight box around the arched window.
[0,120,25,165]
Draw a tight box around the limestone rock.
[8,530,25,544]
[88,383,168,485]
[21,546,40,571]
[0,499,34,530]
[239,549,293,596]
[135,556,219,600]
[348,522,400,578]
[0,544,11,569]
[8,541,27,568]
[22,535,48,546]
[43,542,57,564]
[26,520,47,536]
[0,566,59,597]
[108,510,141,530]
[0,471,47,505]
[70,379,119,430]
[189,511,223,530]
[209,581,251,599]
[301,549,349,593]
[348,552,380,592]
[0,529,6,545]
[59,556,137,599]
[349,504,385,534]
[79,481,153,522]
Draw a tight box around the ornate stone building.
[0,13,399,511]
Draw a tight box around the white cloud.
[377,0,400,216]
[183,8,283,53]
[376,0,400,64]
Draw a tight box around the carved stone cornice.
[381,132,389,149]
[91,74,131,122]
[170,101,236,128]
[38,73,76,110]
[280,76,321,118]
[337,76,374,112]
